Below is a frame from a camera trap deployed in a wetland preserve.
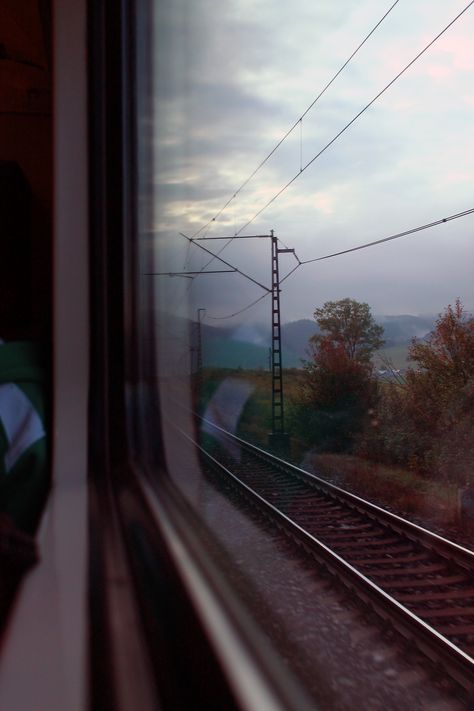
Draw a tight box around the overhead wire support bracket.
[192,234,271,241]
[146,270,236,276]
[180,232,271,293]
[190,228,296,446]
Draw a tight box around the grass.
[197,366,461,529]
[198,367,306,446]
[308,453,459,526]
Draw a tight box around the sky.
[150,0,474,326]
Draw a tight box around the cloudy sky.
[151,0,474,325]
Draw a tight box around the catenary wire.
[186,1,402,280]
[206,262,302,320]
[236,0,474,235]
[190,0,401,242]
[190,233,298,287]
[205,206,474,319]
[146,269,236,276]
[180,233,271,293]
[206,292,271,321]
[300,208,474,264]
[279,263,302,285]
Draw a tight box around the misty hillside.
[196,314,435,370]
[281,319,319,365]
[200,319,319,368]
[377,314,435,347]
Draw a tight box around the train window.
[127,0,474,707]
[5,0,473,709]
[0,0,471,707]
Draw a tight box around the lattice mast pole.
[182,230,294,443]
[270,230,294,436]
[196,307,206,392]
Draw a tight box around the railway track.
[197,417,474,694]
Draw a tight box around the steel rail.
[137,475,312,711]
[201,416,474,569]
[196,419,474,692]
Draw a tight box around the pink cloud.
[375,30,474,87]
[434,33,474,72]
[444,169,472,185]
[424,63,452,80]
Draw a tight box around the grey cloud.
[150,0,474,325]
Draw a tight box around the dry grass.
[309,453,459,525]
[199,367,461,528]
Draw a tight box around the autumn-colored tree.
[304,337,375,408]
[359,299,474,482]
[407,298,474,396]
[400,299,474,437]
[403,299,474,479]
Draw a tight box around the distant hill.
[200,319,319,368]
[156,312,438,371]
[377,314,435,347]
[204,336,269,370]
[281,319,319,365]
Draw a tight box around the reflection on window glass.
[141,1,474,706]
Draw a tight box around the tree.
[360,299,474,482]
[408,298,474,393]
[304,337,376,408]
[404,299,474,480]
[399,299,474,439]
[289,299,382,453]
[311,298,384,364]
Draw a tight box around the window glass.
[134,1,474,706]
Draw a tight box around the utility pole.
[269,230,292,452]
[189,307,206,403]
[189,229,296,453]
[196,307,206,391]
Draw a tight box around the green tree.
[311,298,384,363]
[289,299,382,453]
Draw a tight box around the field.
[199,367,306,444]
[198,366,460,529]
[373,344,409,370]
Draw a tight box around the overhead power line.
[146,269,236,276]
[237,0,474,234]
[300,207,474,264]
[190,0,400,242]
[206,292,271,321]
[205,206,474,320]
[206,256,300,321]
[180,232,271,293]
[186,0,402,282]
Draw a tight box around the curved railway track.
[196,417,474,694]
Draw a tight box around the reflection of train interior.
[0,0,52,646]
[1,3,474,711]
[0,4,295,709]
